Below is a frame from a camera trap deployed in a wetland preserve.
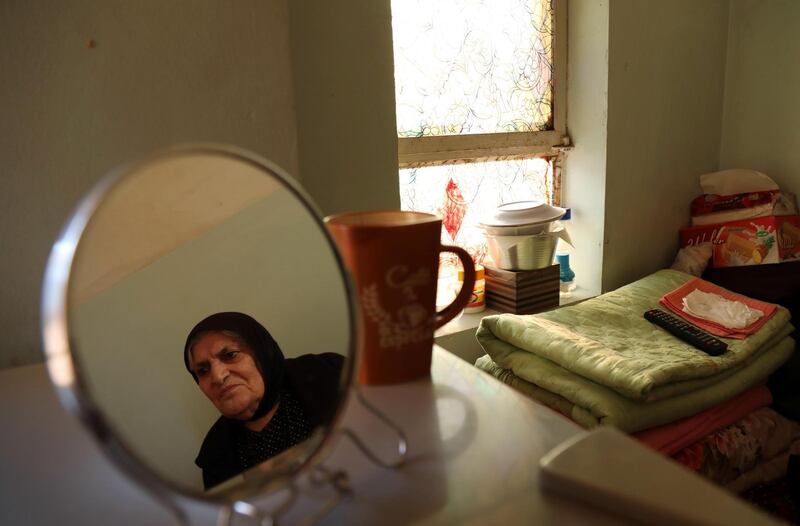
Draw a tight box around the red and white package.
[690,191,798,226]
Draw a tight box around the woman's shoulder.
[196,417,237,466]
[285,352,344,373]
[283,353,345,424]
[195,416,243,490]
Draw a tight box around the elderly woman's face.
[189,331,265,420]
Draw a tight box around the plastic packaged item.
[459,264,486,313]
[699,169,778,196]
[689,190,798,226]
[556,253,576,294]
[436,261,462,318]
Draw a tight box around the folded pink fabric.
[659,277,778,339]
[671,406,800,491]
[634,385,772,455]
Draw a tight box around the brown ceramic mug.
[325,210,476,384]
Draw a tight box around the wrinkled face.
[189,331,265,420]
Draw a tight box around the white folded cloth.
[682,289,764,329]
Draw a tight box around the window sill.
[435,285,596,338]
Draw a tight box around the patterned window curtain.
[392,0,558,300]
[392,0,554,137]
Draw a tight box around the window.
[391,0,568,263]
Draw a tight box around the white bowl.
[486,231,559,270]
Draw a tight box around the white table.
[0,347,768,525]
[305,347,626,526]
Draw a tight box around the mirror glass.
[49,146,353,496]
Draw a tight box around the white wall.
[1,0,299,368]
[562,0,610,296]
[601,0,730,291]
[71,154,282,304]
[720,0,800,193]
[288,0,401,216]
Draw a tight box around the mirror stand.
[217,487,296,526]
[214,385,408,526]
[338,385,408,469]
[216,465,351,526]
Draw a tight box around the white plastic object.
[480,201,566,233]
[700,169,778,196]
[539,427,781,526]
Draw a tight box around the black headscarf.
[184,312,285,422]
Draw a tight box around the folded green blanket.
[476,336,795,432]
[476,269,792,401]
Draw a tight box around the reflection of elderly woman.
[184,312,344,490]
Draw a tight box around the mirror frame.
[40,144,358,510]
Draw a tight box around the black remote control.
[644,309,728,356]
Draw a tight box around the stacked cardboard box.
[485,264,560,315]
[679,214,800,267]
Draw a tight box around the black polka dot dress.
[236,388,315,471]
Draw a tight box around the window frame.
[396,0,569,169]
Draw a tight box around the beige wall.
[562,0,610,296]
[71,154,281,305]
[720,0,800,192]
[1,1,299,367]
[288,0,400,215]
[601,0,729,291]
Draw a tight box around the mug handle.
[435,245,476,329]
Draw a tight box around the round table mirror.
[41,145,355,515]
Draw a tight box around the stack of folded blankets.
[476,269,799,493]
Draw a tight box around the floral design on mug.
[360,265,434,350]
[386,265,430,301]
